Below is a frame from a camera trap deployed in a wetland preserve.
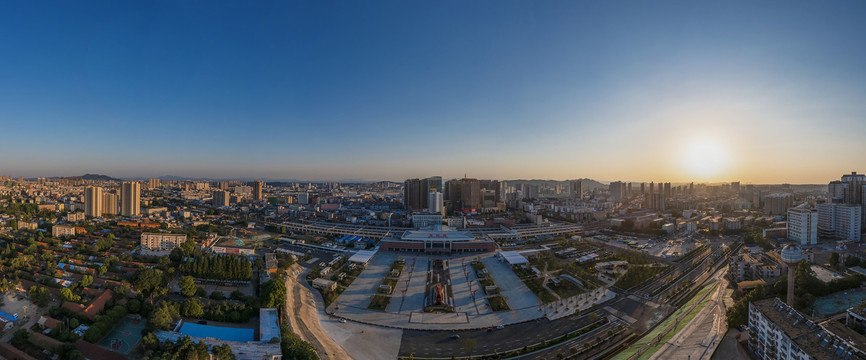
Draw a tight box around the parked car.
[450,334,460,339]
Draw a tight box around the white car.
[12,313,18,319]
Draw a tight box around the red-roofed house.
[37,316,61,330]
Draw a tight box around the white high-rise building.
[84,186,103,217]
[787,208,818,245]
[120,181,141,216]
[428,191,443,214]
[817,203,862,241]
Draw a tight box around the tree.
[726,287,766,328]
[181,238,197,254]
[213,344,235,360]
[179,276,197,297]
[830,252,841,270]
[182,298,205,318]
[78,275,93,288]
[60,287,81,303]
[135,267,165,295]
[127,299,141,314]
[151,302,180,330]
[846,256,862,268]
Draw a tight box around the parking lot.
[1,291,47,341]
[449,258,490,316]
[387,256,427,313]
[335,251,399,310]
[482,256,541,310]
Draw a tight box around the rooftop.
[258,308,281,342]
[400,230,476,242]
[751,298,866,360]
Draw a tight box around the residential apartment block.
[141,232,187,251]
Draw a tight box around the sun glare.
[681,138,729,179]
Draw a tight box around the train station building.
[380,230,496,254]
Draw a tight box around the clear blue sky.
[1,1,865,182]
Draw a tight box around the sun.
[681,137,729,179]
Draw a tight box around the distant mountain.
[78,174,121,181]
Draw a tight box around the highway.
[399,311,604,358]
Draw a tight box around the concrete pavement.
[647,270,729,360]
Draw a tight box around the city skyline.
[2,1,866,183]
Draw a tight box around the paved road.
[518,318,624,360]
[399,311,604,357]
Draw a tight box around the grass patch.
[368,294,391,311]
[487,295,510,311]
[550,279,585,298]
[382,277,398,288]
[520,276,558,303]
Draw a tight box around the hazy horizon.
[4,172,841,186]
[2,1,865,183]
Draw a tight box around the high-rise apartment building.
[841,172,866,205]
[147,178,160,189]
[829,172,866,232]
[428,191,443,214]
[817,203,862,241]
[425,176,443,193]
[645,192,665,211]
[787,208,818,245]
[297,191,309,205]
[765,193,794,216]
[609,181,626,202]
[828,181,848,202]
[479,180,500,203]
[102,192,118,215]
[404,176,444,211]
[212,190,230,207]
[120,181,141,216]
[404,178,424,211]
[253,181,264,201]
[446,178,481,211]
[572,180,583,198]
[84,186,103,217]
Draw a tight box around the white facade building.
[749,298,866,360]
[787,208,818,245]
[141,232,187,251]
[428,191,443,214]
[817,203,862,241]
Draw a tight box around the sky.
[1,1,865,183]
